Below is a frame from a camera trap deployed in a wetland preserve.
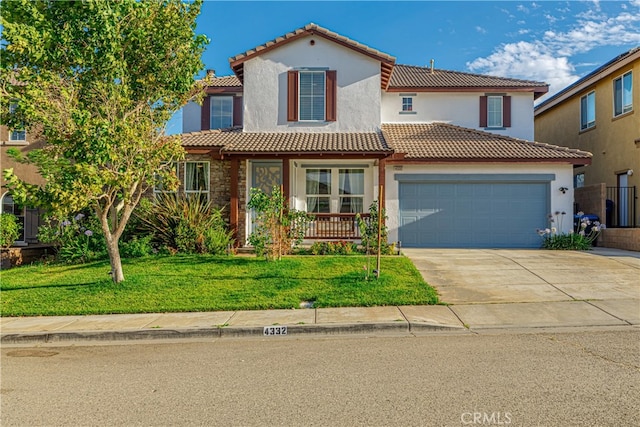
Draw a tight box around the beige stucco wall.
[1,126,47,189]
[534,57,640,193]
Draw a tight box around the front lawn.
[0,255,438,317]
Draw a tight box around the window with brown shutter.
[287,69,337,122]
[201,96,211,131]
[233,96,243,127]
[480,95,511,128]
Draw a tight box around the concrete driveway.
[403,247,640,328]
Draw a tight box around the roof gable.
[229,23,396,89]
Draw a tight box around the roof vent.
[430,59,434,74]
[206,69,216,78]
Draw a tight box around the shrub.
[248,186,313,260]
[310,241,359,255]
[0,213,21,248]
[119,235,155,258]
[357,202,394,255]
[134,194,234,255]
[38,212,107,263]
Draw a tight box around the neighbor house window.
[8,103,26,142]
[580,91,596,130]
[287,70,337,122]
[210,96,233,129]
[305,167,365,214]
[574,172,585,189]
[306,169,331,213]
[153,163,178,196]
[613,71,633,116]
[184,162,209,202]
[402,97,413,112]
[479,95,511,128]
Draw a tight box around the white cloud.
[475,26,487,34]
[466,1,640,99]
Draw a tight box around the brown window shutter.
[233,96,243,127]
[325,70,337,121]
[502,96,511,127]
[479,96,487,127]
[287,70,298,122]
[201,96,211,131]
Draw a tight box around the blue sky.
[168,0,640,133]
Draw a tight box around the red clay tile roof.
[206,75,242,87]
[180,128,392,154]
[381,123,591,163]
[389,65,549,98]
[229,23,396,88]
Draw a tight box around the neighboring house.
[175,23,591,249]
[534,47,639,249]
[0,116,46,247]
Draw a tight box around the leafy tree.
[1,0,208,282]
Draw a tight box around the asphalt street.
[2,329,639,426]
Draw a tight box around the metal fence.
[605,186,637,228]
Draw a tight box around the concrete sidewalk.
[2,247,639,344]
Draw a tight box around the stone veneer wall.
[599,228,640,252]
[575,184,606,224]
[237,161,248,246]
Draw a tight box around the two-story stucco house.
[535,47,639,251]
[175,23,591,249]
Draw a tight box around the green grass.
[0,255,438,317]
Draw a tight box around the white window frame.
[210,96,233,129]
[298,71,325,122]
[402,97,413,112]
[613,71,633,117]
[580,91,596,130]
[184,161,210,202]
[304,167,365,214]
[487,96,503,128]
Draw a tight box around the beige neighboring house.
[535,47,640,251]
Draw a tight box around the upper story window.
[299,71,325,121]
[479,95,511,128]
[402,97,413,112]
[8,103,26,143]
[287,70,337,122]
[210,96,233,129]
[613,71,632,117]
[580,91,596,130]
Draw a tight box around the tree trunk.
[106,238,125,283]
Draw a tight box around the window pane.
[211,97,233,129]
[10,130,26,141]
[623,72,633,112]
[402,97,412,111]
[185,162,209,191]
[299,71,325,121]
[307,197,330,213]
[306,169,331,195]
[487,96,502,127]
[339,197,363,213]
[614,77,623,116]
[339,169,364,195]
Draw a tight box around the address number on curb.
[263,326,288,336]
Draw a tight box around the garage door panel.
[399,181,548,248]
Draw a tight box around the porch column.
[230,158,239,246]
[378,158,386,209]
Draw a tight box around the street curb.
[0,322,466,344]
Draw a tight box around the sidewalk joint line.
[583,300,633,326]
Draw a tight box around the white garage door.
[398,175,551,248]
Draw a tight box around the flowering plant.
[536,211,604,250]
[38,212,106,263]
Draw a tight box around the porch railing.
[305,213,370,240]
[605,186,637,228]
